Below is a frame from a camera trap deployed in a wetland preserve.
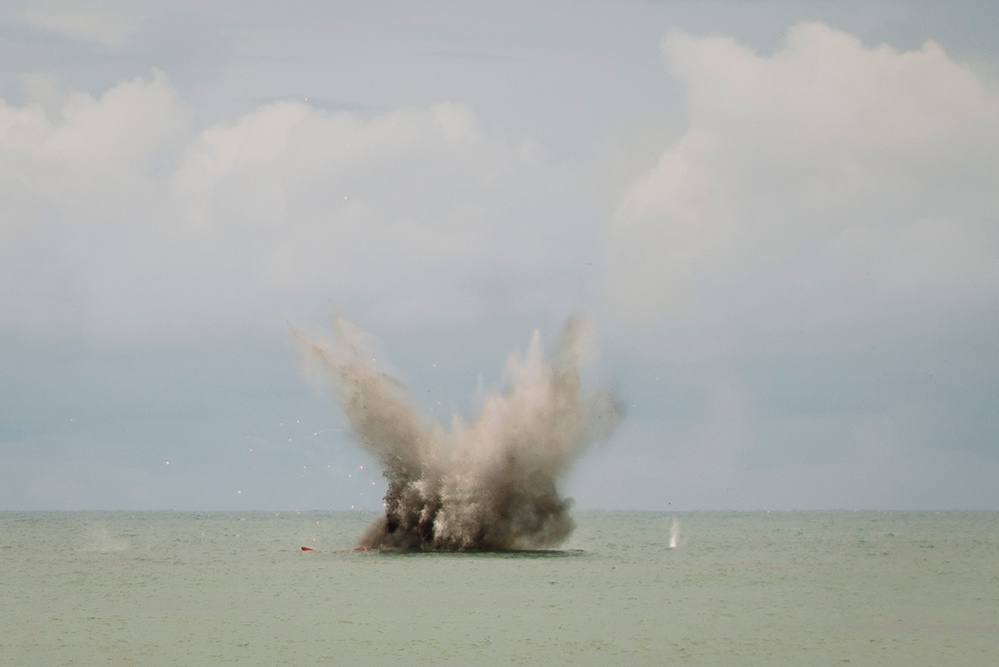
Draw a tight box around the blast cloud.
[294,316,622,551]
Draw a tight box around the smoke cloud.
[294,316,622,551]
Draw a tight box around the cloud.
[598,22,999,506]
[1,72,585,343]
[606,22,999,339]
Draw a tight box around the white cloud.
[597,22,999,505]
[606,22,999,340]
[1,73,584,342]
[4,71,190,202]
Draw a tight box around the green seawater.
[1,511,996,665]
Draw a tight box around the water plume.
[293,316,622,551]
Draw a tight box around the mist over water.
[294,316,622,551]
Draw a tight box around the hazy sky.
[2,1,997,510]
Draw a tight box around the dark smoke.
[293,316,622,551]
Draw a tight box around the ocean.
[2,510,996,665]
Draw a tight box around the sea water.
[2,511,996,665]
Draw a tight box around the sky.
[1,0,997,511]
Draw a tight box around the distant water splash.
[293,316,622,551]
[81,523,130,553]
[669,517,680,549]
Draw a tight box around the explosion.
[294,316,621,551]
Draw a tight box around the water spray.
[293,316,622,551]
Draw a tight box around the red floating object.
[301,545,315,552]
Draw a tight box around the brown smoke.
[293,316,622,551]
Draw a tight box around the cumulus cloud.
[607,22,999,338]
[1,72,583,342]
[598,22,999,505]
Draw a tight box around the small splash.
[81,524,130,553]
[669,517,680,549]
